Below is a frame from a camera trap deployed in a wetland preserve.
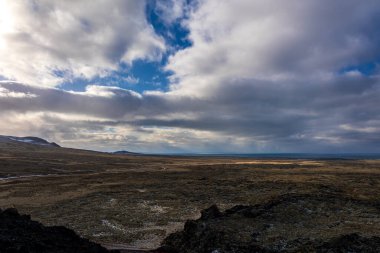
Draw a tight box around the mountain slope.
[0,135,60,147]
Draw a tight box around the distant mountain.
[0,135,60,147]
[112,150,139,155]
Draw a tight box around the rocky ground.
[0,207,118,253]
[160,193,380,252]
[2,199,380,253]
[0,141,379,251]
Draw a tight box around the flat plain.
[0,141,379,250]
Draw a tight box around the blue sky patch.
[339,61,379,76]
[59,0,192,93]
[59,60,172,93]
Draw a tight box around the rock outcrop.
[159,193,380,253]
[0,208,118,253]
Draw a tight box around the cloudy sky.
[0,0,379,153]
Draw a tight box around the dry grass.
[0,141,379,249]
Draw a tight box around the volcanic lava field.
[0,141,379,251]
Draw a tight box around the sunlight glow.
[0,1,14,48]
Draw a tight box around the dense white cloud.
[0,0,165,87]
[167,0,380,94]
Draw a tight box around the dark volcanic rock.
[200,205,222,220]
[316,233,380,253]
[0,208,118,253]
[160,194,380,253]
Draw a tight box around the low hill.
[113,150,140,155]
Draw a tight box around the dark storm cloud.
[0,82,142,118]
[1,74,379,152]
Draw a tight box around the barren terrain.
[0,141,379,251]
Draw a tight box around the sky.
[0,0,380,153]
